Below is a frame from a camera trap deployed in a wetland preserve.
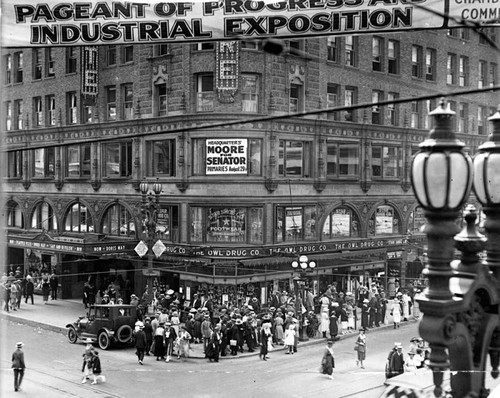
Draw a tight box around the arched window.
[368,205,401,236]
[31,202,58,231]
[408,207,426,234]
[64,203,94,233]
[322,206,360,239]
[7,202,24,228]
[101,204,135,237]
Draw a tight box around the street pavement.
[0,297,415,359]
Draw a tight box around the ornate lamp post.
[411,99,473,396]
[291,254,316,341]
[137,179,163,308]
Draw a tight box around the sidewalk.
[0,299,414,359]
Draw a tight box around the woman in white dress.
[391,294,403,329]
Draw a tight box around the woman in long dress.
[320,340,335,380]
[319,308,330,338]
[177,326,192,360]
[273,314,284,344]
[391,295,403,329]
[153,322,166,361]
[259,322,272,360]
[355,328,367,368]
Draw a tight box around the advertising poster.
[206,138,248,174]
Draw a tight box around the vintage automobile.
[66,304,137,350]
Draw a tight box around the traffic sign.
[134,240,149,257]
[152,239,166,258]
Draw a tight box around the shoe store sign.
[3,0,498,47]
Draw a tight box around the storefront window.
[101,204,135,237]
[276,205,317,242]
[31,202,58,231]
[408,206,426,234]
[278,140,311,177]
[156,205,179,242]
[146,139,176,177]
[64,203,94,233]
[103,141,132,178]
[322,206,360,239]
[368,205,401,236]
[190,206,263,244]
[7,202,24,228]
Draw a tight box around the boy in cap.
[12,341,25,392]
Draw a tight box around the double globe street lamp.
[291,255,316,341]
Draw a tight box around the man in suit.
[12,341,26,392]
[192,293,202,310]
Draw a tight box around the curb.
[1,311,418,360]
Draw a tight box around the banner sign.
[2,0,499,47]
[206,138,248,174]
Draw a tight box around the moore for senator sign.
[206,139,248,174]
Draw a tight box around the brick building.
[2,28,498,304]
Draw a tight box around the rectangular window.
[327,37,339,62]
[46,48,55,77]
[372,91,383,125]
[344,87,357,122]
[372,37,383,72]
[326,83,339,120]
[147,139,176,177]
[447,53,457,85]
[425,48,436,81]
[7,150,23,178]
[326,142,359,178]
[46,95,56,126]
[66,144,91,177]
[107,86,116,120]
[15,100,23,130]
[372,146,401,178]
[460,28,470,40]
[289,83,303,113]
[412,46,422,78]
[490,63,497,87]
[424,99,436,129]
[411,101,420,128]
[241,74,259,113]
[194,42,215,51]
[278,140,311,177]
[5,101,12,131]
[14,52,23,83]
[33,49,42,80]
[479,61,488,88]
[478,106,487,135]
[34,147,55,178]
[156,83,167,116]
[387,40,399,74]
[66,47,77,73]
[459,56,469,87]
[107,46,117,66]
[67,92,77,124]
[154,44,170,56]
[103,141,132,177]
[345,36,357,67]
[5,54,12,84]
[33,97,42,127]
[275,205,316,243]
[122,45,133,63]
[82,104,93,124]
[288,39,304,55]
[196,74,214,112]
[241,41,262,50]
[448,101,457,130]
[122,84,133,120]
[458,103,468,133]
[387,92,398,126]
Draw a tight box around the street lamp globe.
[291,260,299,268]
[139,181,149,195]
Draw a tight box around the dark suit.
[11,348,25,391]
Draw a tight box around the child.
[90,351,106,385]
[284,324,296,355]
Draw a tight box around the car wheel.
[67,327,78,344]
[116,325,133,343]
[98,331,110,350]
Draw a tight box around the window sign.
[207,208,245,242]
[376,206,394,235]
[331,208,351,236]
[285,207,302,238]
[206,139,247,175]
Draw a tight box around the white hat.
[167,289,174,295]
[16,342,24,348]
[85,338,93,344]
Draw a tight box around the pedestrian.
[361,298,369,329]
[134,321,147,365]
[229,317,243,356]
[385,343,399,380]
[24,275,34,305]
[153,322,166,361]
[49,272,58,300]
[319,308,329,338]
[284,324,296,355]
[405,349,419,372]
[273,312,284,344]
[143,317,153,356]
[164,321,177,362]
[10,280,18,311]
[329,304,339,340]
[390,344,405,377]
[391,294,403,329]
[170,310,180,336]
[201,314,213,353]
[81,338,96,383]
[320,339,335,380]
[41,275,50,304]
[177,325,192,360]
[355,328,367,369]
[205,324,222,362]
[90,351,105,384]
[259,321,272,361]
[12,341,26,392]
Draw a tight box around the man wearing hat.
[134,322,147,365]
[389,343,405,378]
[12,342,25,392]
